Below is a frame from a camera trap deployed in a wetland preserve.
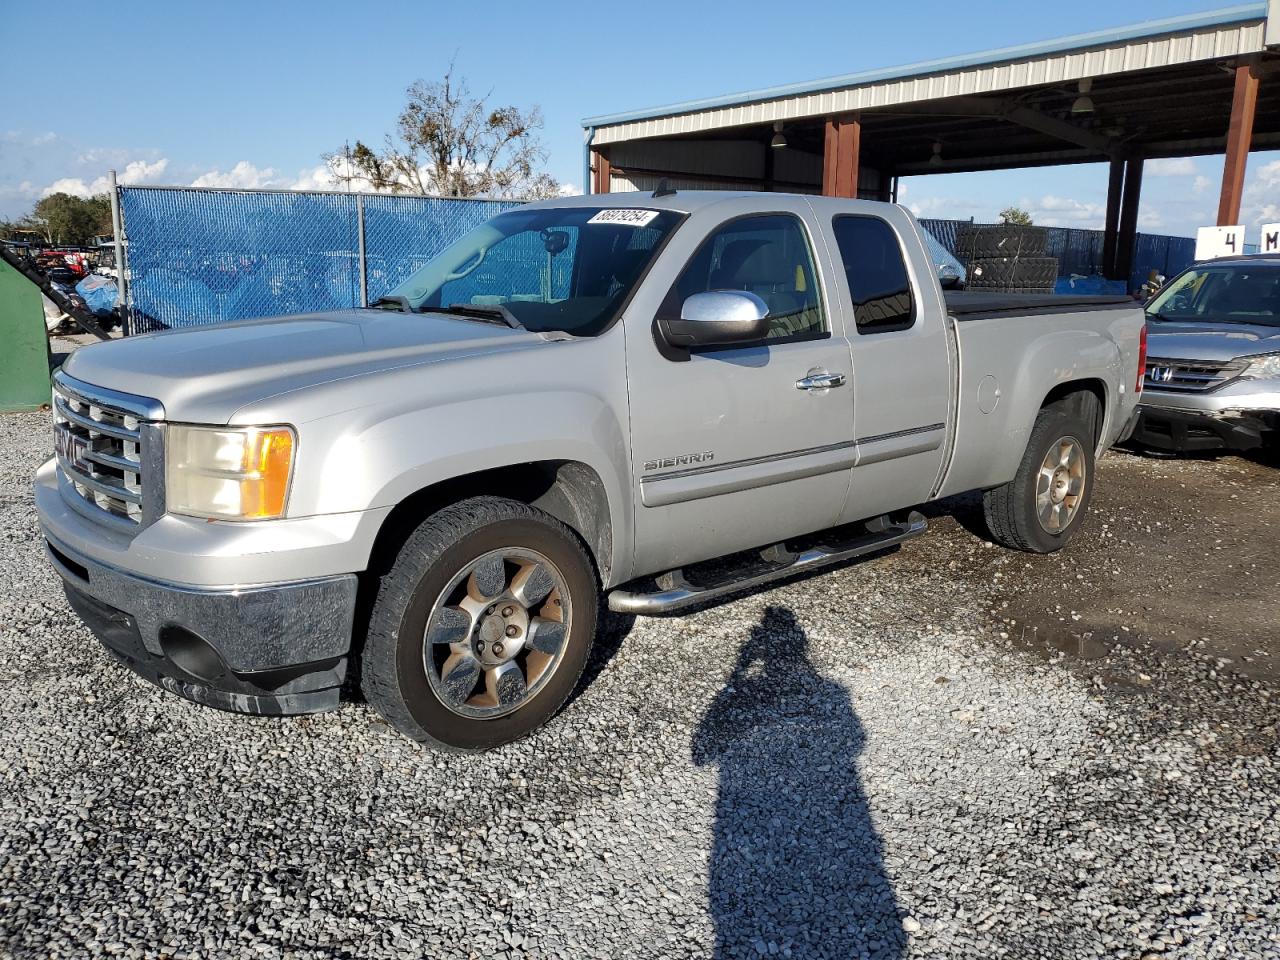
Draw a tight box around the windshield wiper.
[435,303,524,330]
[370,295,413,313]
[1147,311,1172,322]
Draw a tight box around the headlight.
[1242,352,1280,380]
[166,425,296,520]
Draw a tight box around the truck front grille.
[52,376,161,530]
[1143,357,1246,393]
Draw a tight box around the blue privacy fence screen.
[920,218,1198,293]
[119,186,520,332]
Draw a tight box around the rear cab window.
[831,216,915,334]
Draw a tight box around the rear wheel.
[983,404,1095,553]
[361,496,597,750]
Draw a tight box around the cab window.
[670,214,826,342]
[832,216,915,334]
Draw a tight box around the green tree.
[27,193,113,245]
[999,206,1034,226]
[327,66,560,199]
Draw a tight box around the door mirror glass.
[660,290,771,347]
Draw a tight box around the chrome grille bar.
[53,393,141,442]
[51,372,163,531]
[56,453,143,504]
[1144,357,1246,393]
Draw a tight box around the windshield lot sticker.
[588,209,659,227]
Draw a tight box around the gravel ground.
[1,409,1278,960]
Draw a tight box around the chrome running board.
[607,511,927,616]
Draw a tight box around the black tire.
[966,256,1059,290]
[361,496,598,750]
[983,403,1096,553]
[955,224,1048,258]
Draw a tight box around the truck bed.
[945,291,1135,321]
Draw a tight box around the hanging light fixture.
[929,141,944,166]
[770,121,787,149]
[1072,78,1095,115]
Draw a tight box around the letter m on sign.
[1263,223,1280,255]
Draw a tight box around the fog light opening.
[159,626,228,684]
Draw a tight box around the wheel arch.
[1040,377,1108,452]
[365,460,616,586]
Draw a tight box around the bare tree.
[327,67,561,199]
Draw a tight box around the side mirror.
[938,262,963,290]
[659,290,771,348]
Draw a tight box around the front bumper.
[1131,405,1279,453]
[46,534,357,715]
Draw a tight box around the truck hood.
[1145,318,1280,362]
[62,309,553,423]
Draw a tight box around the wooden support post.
[1102,158,1125,279]
[592,151,611,194]
[823,115,861,198]
[1217,60,1260,225]
[1116,157,1144,288]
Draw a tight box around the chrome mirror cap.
[679,289,770,324]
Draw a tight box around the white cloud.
[42,157,169,198]
[1024,194,1106,229]
[1148,157,1198,177]
[903,195,986,219]
[2,130,56,147]
[287,163,346,192]
[190,160,280,189]
[1192,175,1211,194]
[1241,158,1280,229]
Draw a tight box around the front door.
[623,204,857,577]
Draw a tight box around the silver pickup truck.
[36,191,1146,750]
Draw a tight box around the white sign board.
[1261,223,1280,254]
[1195,225,1245,261]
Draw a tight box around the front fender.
[293,389,634,582]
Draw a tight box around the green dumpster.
[0,254,52,412]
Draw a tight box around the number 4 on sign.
[1195,225,1245,261]
[1262,223,1280,254]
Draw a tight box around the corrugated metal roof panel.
[589,5,1268,145]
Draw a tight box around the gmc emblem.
[54,425,91,473]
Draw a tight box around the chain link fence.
[118,186,520,333]
[116,188,1212,332]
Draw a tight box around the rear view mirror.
[659,290,771,348]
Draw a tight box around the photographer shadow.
[692,606,904,959]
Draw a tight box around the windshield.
[1147,264,1280,327]
[381,206,683,337]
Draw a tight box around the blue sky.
[2,0,1277,238]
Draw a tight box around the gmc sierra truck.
[36,191,1147,750]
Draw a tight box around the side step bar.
[607,511,927,616]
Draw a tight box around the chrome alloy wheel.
[1035,436,1087,533]
[423,547,571,719]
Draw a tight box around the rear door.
[813,202,952,522]
[623,198,857,577]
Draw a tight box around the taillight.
[1135,324,1148,393]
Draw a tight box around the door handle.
[796,372,847,391]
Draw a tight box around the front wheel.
[983,405,1096,553]
[361,496,597,750]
